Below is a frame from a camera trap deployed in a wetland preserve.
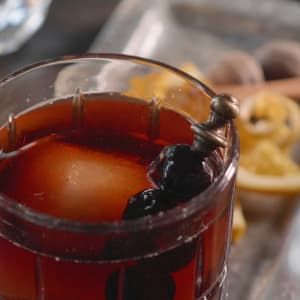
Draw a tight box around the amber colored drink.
[0,93,234,300]
[0,54,238,300]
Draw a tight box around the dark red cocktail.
[0,55,238,300]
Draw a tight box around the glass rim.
[0,53,239,234]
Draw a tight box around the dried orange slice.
[238,141,300,194]
[239,91,300,151]
[232,200,247,243]
[237,91,300,195]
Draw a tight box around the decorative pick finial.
[191,94,239,154]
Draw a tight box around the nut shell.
[207,50,264,85]
[255,40,300,80]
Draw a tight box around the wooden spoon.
[214,77,300,101]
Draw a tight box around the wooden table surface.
[0,0,120,78]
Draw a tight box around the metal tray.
[90,0,300,299]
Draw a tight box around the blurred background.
[0,0,120,77]
[1,0,300,299]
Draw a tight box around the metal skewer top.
[191,94,239,154]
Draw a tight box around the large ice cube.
[0,136,149,222]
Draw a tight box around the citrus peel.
[238,91,300,195]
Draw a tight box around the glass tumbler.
[0,54,239,300]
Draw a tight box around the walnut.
[255,40,300,80]
[206,50,264,85]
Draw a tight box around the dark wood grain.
[214,77,300,101]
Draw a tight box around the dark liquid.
[0,94,233,300]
